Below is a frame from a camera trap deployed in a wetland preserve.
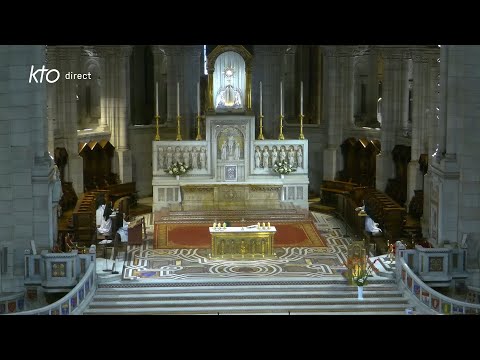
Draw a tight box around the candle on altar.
[280,81,283,116]
[197,82,200,116]
[176,82,180,117]
[260,81,263,116]
[155,81,159,116]
[300,81,303,116]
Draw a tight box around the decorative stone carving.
[262,146,269,168]
[199,147,207,170]
[288,146,295,166]
[279,146,287,162]
[217,126,244,161]
[191,147,199,169]
[271,146,278,166]
[254,147,261,168]
[296,145,303,168]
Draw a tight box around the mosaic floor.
[121,212,355,280]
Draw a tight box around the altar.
[209,226,276,259]
[151,45,309,213]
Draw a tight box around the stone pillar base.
[375,152,394,192]
[323,147,339,181]
[68,155,84,195]
[115,148,132,183]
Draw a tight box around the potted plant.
[272,160,296,179]
[165,161,191,180]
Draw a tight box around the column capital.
[321,46,358,58]
[50,46,81,61]
[151,45,167,55]
[95,46,117,58]
[117,45,133,57]
[182,45,203,57]
[161,45,184,56]
[253,45,287,55]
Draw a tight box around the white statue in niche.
[271,146,278,166]
[262,146,270,168]
[182,147,190,168]
[254,147,261,168]
[221,140,227,160]
[199,147,206,169]
[174,146,182,163]
[227,135,235,158]
[157,147,165,170]
[234,140,241,160]
[166,146,173,167]
[279,146,287,162]
[296,145,303,168]
[191,147,198,169]
[288,146,295,166]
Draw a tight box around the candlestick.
[155,81,159,116]
[197,82,200,116]
[260,81,263,116]
[280,81,283,117]
[176,115,182,141]
[258,115,264,140]
[300,81,303,116]
[176,82,180,117]
[195,115,202,140]
[154,114,160,141]
[278,115,285,140]
[299,114,305,140]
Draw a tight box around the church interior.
[1,44,480,315]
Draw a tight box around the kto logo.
[29,65,60,84]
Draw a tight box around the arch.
[206,45,253,112]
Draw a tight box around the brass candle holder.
[299,114,305,139]
[175,115,182,141]
[278,115,285,140]
[195,115,202,140]
[258,115,265,140]
[154,114,160,141]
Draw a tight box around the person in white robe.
[116,218,130,243]
[98,203,113,236]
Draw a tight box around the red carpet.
[154,221,326,249]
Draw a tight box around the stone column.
[0,45,56,291]
[367,49,378,123]
[164,46,182,127]
[252,46,285,139]
[54,46,83,195]
[426,45,480,250]
[407,51,429,203]
[283,46,296,123]
[182,46,203,139]
[114,46,133,183]
[322,46,353,181]
[97,54,108,131]
[376,48,405,191]
[313,46,323,124]
[422,53,441,239]
[46,47,57,155]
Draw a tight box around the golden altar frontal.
[209,226,276,259]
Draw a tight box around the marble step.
[92,289,405,300]
[84,303,410,315]
[88,296,409,308]
[95,286,401,296]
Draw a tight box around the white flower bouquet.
[272,160,296,175]
[165,161,191,176]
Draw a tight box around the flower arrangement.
[272,160,296,175]
[164,161,191,176]
[352,267,372,287]
[345,255,375,287]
